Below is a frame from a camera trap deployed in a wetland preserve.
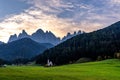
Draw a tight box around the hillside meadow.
[0,59,120,80]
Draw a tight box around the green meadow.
[0,59,120,80]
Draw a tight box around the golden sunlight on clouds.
[0,10,81,42]
[0,9,104,42]
[0,0,107,42]
[0,0,120,42]
[111,0,120,3]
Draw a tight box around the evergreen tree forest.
[36,21,120,65]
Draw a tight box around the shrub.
[76,58,92,63]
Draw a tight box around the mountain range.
[8,29,60,45]
[36,21,120,65]
[8,29,84,45]
[0,29,83,63]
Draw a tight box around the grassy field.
[0,59,120,80]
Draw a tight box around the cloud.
[0,0,120,42]
[110,0,120,4]
[0,7,81,42]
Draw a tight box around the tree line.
[36,21,120,65]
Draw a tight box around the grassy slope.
[0,59,120,80]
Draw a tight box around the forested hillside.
[36,21,120,65]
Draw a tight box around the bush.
[76,58,92,63]
[97,56,103,61]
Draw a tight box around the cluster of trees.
[0,59,9,65]
[0,59,4,65]
[12,58,30,65]
[36,21,120,65]
[0,58,34,65]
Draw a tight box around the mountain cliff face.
[31,29,60,45]
[8,34,17,42]
[0,41,4,45]
[18,30,29,39]
[36,21,120,65]
[8,29,60,45]
[8,29,84,45]
[0,38,53,61]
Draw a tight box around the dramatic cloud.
[0,0,120,42]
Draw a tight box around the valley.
[0,0,120,80]
[0,59,120,80]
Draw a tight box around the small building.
[0,64,7,68]
[115,53,120,59]
[47,59,53,67]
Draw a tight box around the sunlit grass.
[0,59,120,80]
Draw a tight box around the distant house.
[47,59,53,66]
[0,64,7,68]
[115,53,120,59]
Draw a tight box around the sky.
[0,0,120,42]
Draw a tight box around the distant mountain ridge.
[8,29,60,45]
[0,38,53,61]
[8,29,84,45]
[61,30,85,42]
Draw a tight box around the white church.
[47,59,53,66]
